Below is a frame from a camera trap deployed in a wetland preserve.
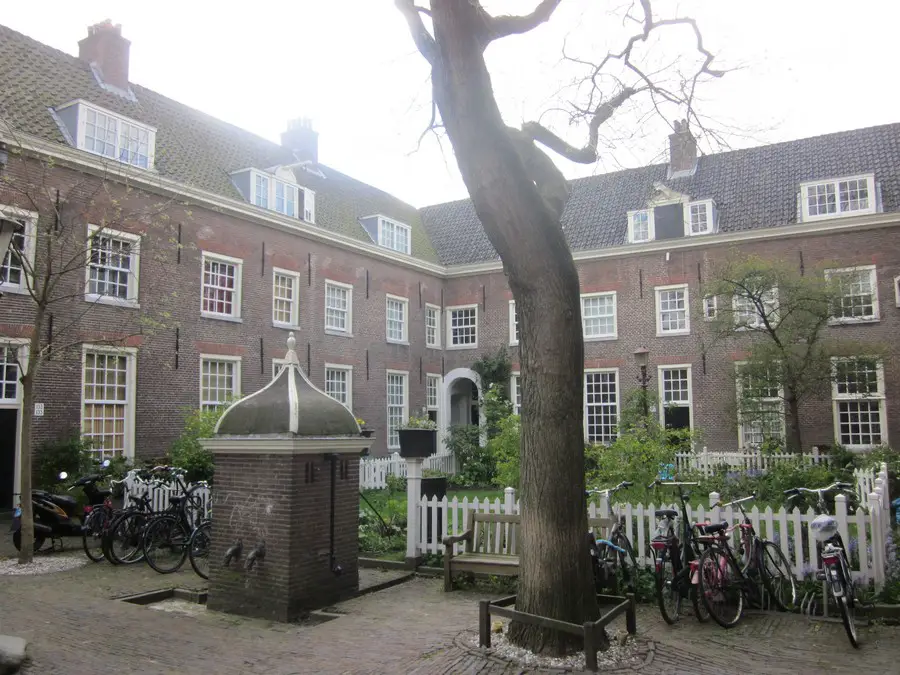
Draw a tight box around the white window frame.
[446,304,479,350]
[272,267,301,329]
[684,199,716,236]
[584,368,620,444]
[509,300,519,346]
[81,344,138,459]
[66,100,157,170]
[200,251,243,321]
[895,275,900,308]
[655,284,691,336]
[386,369,409,450]
[425,303,441,349]
[831,357,887,449]
[324,363,353,411]
[703,295,718,321]
[658,364,693,431]
[377,217,412,255]
[245,169,315,222]
[800,173,876,221]
[199,354,242,411]
[510,372,522,416]
[734,362,785,449]
[0,206,38,296]
[385,294,409,344]
[825,265,880,325]
[581,292,617,340]
[426,373,441,413]
[732,287,778,331]
[0,341,27,405]
[84,224,141,307]
[627,209,655,244]
[324,280,353,336]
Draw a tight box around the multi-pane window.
[0,346,19,402]
[82,349,133,458]
[386,296,408,343]
[426,373,441,423]
[0,218,27,289]
[733,288,778,330]
[660,366,692,431]
[629,210,652,243]
[325,281,352,333]
[387,371,408,449]
[254,174,269,209]
[582,293,616,339]
[803,175,875,220]
[118,122,150,168]
[200,357,239,411]
[585,371,618,444]
[201,253,241,318]
[688,201,713,235]
[511,374,522,416]
[703,295,718,320]
[274,181,296,216]
[78,104,155,169]
[447,306,478,348]
[826,266,879,323]
[832,357,886,448]
[736,365,784,448]
[272,269,300,327]
[325,365,352,409]
[87,227,139,302]
[509,301,519,345]
[84,108,117,158]
[425,305,440,348]
[656,286,689,335]
[378,218,411,255]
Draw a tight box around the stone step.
[0,635,27,675]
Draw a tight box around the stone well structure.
[201,333,372,621]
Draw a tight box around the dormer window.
[275,181,296,216]
[254,174,269,208]
[231,168,315,223]
[54,100,156,169]
[801,174,876,221]
[687,200,715,235]
[378,217,411,255]
[628,210,654,243]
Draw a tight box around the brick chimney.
[281,118,319,164]
[78,20,131,92]
[668,119,697,177]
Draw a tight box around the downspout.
[327,453,343,576]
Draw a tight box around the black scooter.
[9,461,112,552]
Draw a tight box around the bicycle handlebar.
[718,493,757,508]
[784,482,854,497]
[587,480,633,497]
[648,480,700,489]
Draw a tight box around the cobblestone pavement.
[0,552,897,674]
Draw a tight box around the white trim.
[425,303,442,349]
[510,372,521,416]
[324,279,354,335]
[654,284,690,336]
[895,275,900,308]
[236,168,316,223]
[508,300,519,346]
[84,224,141,307]
[271,266,301,329]
[201,436,371,454]
[584,367,620,444]
[272,357,289,377]
[324,363,354,411]
[831,356,887,450]
[627,209,655,244]
[702,295,718,321]
[426,372,442,435]
[658,364,693,432]
[377,216,412,255]
[385,293,410,344]
[386,369,410,450]
[0,205,38,296]
[580,291,617,341]
[825,264,880,325]
[61,99,157,170]
[684,199,716,236]
[200,251,243,320]
[801,173,877,222]
[446,304,479,350]
[732,286,779,331]
[199,354,242,410]
[734,361,785,450]
[80,343,138,460]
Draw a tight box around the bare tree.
[1,145,181,563]
[395,0,724,654]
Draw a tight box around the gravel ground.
[0,553,87,576]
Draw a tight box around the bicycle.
[141,470,208,574]
[648,480,715,624]
[784,481,861,648]
[102,471,157,565]
[81,472,135,562]
[696,493,797,628]
[188,518,212,580]
[586,481,638,594]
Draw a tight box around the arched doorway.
[439,367,486,455]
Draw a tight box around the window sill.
[584,335,618,342]
[273,322,301,331]
[0,285,29,296]
[387,339,409,346]
[325,329,353,338]
[802,209,878,223]
[426,344,442,351]
[446,344,478,350]
[828,317,879,326]
[656,330,690,337]
[201,312,243,323]
[509,341,519,347]
[85,294,140,309]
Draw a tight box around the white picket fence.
[674,446,832,475]
[121,475,212,520]
[415,462,892,587]
[360,452,457,490]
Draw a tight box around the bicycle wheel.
[759,541,797,612]
[82,508,108,562]
[143,515,189,574]
[188,521,211,580]
[655,547,682,624]
[832,565,860,648]
[698,546,744,628]
[611,532,638,595]
[690,580,710,622]
[105,511,148,565]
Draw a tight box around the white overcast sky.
[3,1,899,207]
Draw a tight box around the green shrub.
[491,414,521,489]
[445,424,494,487]
[167,404,231,483]
[34,434,95,490]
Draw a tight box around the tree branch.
[487,0,564,40]
[395,0,437,64]
[505,127,569,220]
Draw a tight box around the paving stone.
[0,635,27,675]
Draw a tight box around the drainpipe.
[327,453,343,576]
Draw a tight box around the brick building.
[1,22,898,506]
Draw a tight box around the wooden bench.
[442,510,613,591]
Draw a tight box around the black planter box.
[398,429,437,458]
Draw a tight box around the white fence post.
[504,487,516,515]
[405,457,423,561]
[868,491,886,588]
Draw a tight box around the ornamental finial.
[285,332,300,365]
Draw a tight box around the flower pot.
[398,428,437,459]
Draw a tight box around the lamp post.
[633,347,651,419]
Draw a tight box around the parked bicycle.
[102,470,157,565]
[188,518,212,580]
[586,481,637,594]
[784,481,861,647]
[141,469,209,574]
[696,493,796,629]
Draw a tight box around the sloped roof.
[0,24,439,263]
[422,123,900,265]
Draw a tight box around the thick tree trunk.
[784,387,802,454]
[427,3,599,653]
[17,312,43,564]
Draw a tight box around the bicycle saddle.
[655,509,678,519]
[695,521,729,534]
